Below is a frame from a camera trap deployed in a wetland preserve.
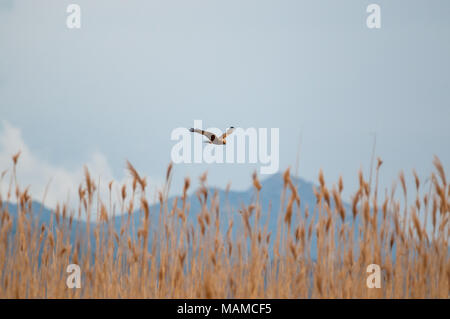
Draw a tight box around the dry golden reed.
[0,154,448,299]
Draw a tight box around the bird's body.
[189,127,235,145]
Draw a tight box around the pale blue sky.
[0,0,449,204]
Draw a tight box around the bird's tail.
[189,128,194,132]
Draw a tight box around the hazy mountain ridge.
[4,173,352,260]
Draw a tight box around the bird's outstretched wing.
[220,127,235,139]
[189,128,217,142]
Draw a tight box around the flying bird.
[189,127,235,145]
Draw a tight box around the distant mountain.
[3,173,350,260]
[147,173,323,234]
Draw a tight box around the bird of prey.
[189,127,235,145]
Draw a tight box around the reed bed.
[0,154,448,298]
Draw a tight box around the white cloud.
[0,121,162,215]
